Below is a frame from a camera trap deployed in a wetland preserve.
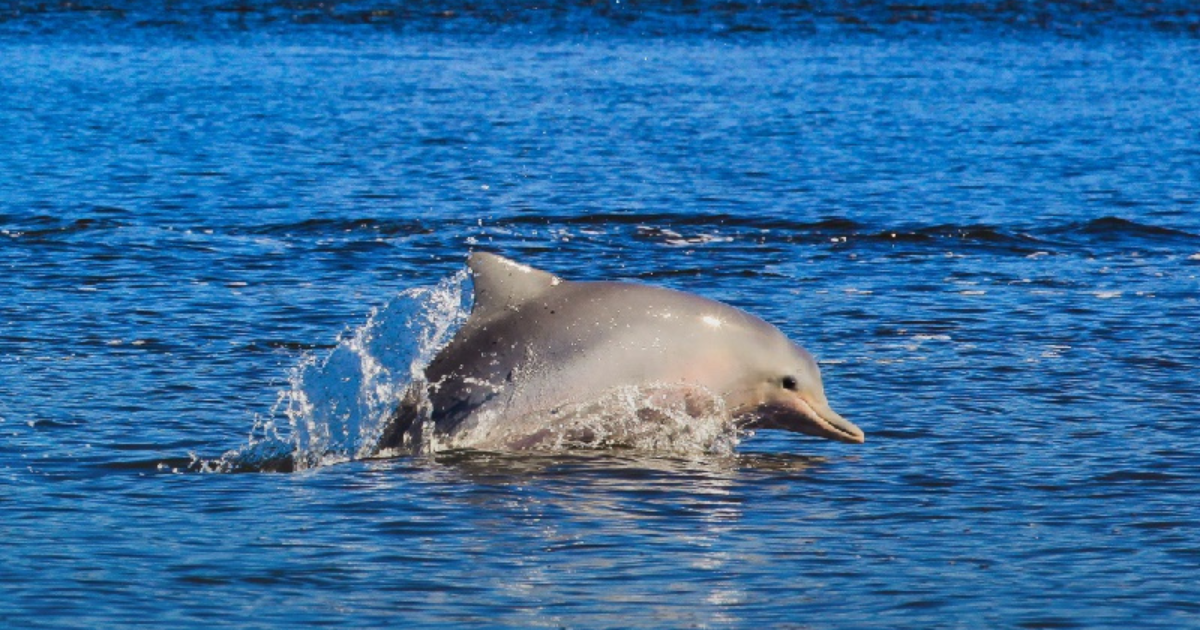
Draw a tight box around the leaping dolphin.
[378,252,863,453]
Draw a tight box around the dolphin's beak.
[754,395,865,444]
[797,397,865,444]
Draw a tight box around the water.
[3,2,1200,627]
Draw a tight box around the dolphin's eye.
[781,376,798,391]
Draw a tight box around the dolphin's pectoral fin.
[375,406,414,452]
[429,378,506,437]
[375,385,424,454]
[375,377,508,455]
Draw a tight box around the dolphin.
[378,252,863,453]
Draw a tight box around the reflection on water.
[420,447,829,522]
[427,448,826,480]
[353,447,832,628]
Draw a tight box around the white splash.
[199,269,471,472]
[437,382,740,456]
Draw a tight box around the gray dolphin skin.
[378,252,863,452]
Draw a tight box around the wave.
[0,214,129,240]
[505,212,863,231]
[7,210,1195,257]
[243,217,432,238]
[614,214,1198,255]
[1041,216,1200,243]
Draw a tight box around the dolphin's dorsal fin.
[467,252,562,321]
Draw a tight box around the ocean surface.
[3,2,1199,628]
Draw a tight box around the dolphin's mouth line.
[791,396,865,444]
[742,398,864,444]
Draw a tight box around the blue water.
[3,2,1200,627]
